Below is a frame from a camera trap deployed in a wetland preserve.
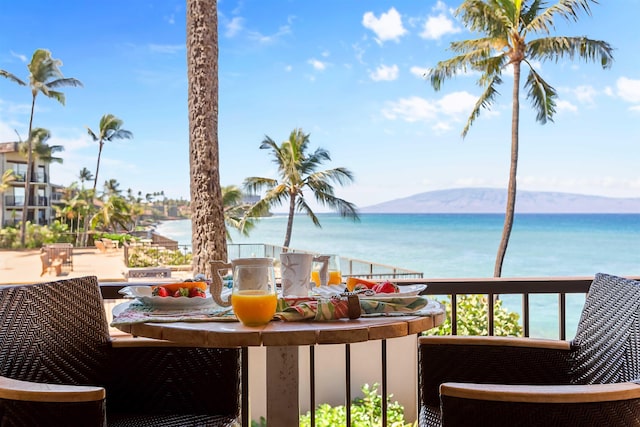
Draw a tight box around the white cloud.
[573,85,597,104]
[10,50,27,62]
[225,17,244,37]
[382,91,480,127]
[437,92,477,116]
[617,77,640,103]
[382,96,438,122]
[148,44,184,54]
[308,59,327,71]
[556,100,578,113]
[370,64,399,81]
[247,23,292,44]
[284,65,292,72]
[410,66,429,78]
[362,7,407,44]
[420,14,460,40]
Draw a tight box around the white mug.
[280,253,327,297]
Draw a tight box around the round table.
[115,307,445,426]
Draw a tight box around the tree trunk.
[187,0,226,276]
[283,193,296,250]
[19,95,37,247]
[494,61,521,277]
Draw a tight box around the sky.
[1,0,639,212]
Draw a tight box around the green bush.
[127,246,192,267]
[0,221,72,249]
[426,294,523,336]
[298,383,411,427]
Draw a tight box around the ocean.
[155,213,640,338]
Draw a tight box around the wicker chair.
[419,273,640,427]
[0,276,240,427]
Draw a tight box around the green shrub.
[127,246,192,267]
[298,383,411,427]
[426,294,523,336]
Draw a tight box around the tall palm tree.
[187,0,226,275]
[244,128,359,249]
[86,114,133,194]
[17,49,82,246]
[427,0,613,277]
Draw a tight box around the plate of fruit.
[119,281,217,309]
[311,278,427,299]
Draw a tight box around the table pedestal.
[266,346,299,425]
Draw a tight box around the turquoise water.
[156,213,640,338]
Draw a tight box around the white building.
[0,141,57,227]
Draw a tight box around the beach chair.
[418,273,640,426]
[95,240,107,253]
[40,252,62,276]
[0,276,241,427]
[102,238,118,251]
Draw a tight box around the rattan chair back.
[570,273,640,384]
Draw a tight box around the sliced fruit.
[152,281,207,295]
[346,277,378,291]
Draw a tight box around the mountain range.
[360,188,640,214]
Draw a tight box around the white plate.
[119,285,222,309]
[310,284,427,298]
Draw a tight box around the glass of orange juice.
[231,262,277,326]
[311,255,342,286]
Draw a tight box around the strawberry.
[372,281,398,294]
[152,286,170,297]
[173,288,189,297]
[189,287,206,298]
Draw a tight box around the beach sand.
[0,247,193,285]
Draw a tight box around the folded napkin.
[111,301,236,326]
[275,295,436,321]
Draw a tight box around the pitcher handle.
[210,260,232,307]
[313,255,330,287]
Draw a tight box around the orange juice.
[231,290,277,326]
[310,270,343,286]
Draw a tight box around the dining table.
[112,297,445,426]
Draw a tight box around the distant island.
[360,188,640,214]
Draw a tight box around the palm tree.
[221,185,261,240]
[244,128,359,249]
[17,49,82,246]
[187,0,226,275]
[19,128,65,166]
[86,114,133,194]
[0,170,16,194]
[78,167,94,189]
[427,0,613,277]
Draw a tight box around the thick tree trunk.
[494,61,521,277]
[187,0,226,276]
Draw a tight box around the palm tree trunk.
[19,95,37,247]
[494,62,521,277]
[187,0,226,275]
[283,194,296,250]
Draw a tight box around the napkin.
[110,301,236,326]
[274,295,433,321]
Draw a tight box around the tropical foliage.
[426,294,523,337]
[427,0,613,276]
[243,128,359,249]
[86,114,133,193]
[9,49,83,247]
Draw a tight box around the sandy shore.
[0,247,193,285]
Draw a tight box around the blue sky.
[1,0,639,211]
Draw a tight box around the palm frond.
[462,75,502,138]
[524,65,557,124]
[47,77,83,89]
[46,90,66,105]
[527,36,613,69]
[0,70,26,86]
[456,0,511,37]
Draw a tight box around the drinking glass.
[311,254,342,286]
[231,262,277,326]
